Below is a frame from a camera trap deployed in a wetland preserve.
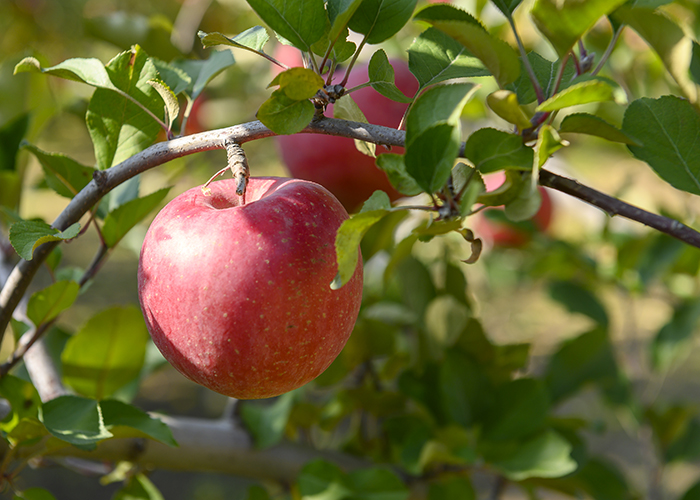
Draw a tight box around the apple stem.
[201,139,250,203]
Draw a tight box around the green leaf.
[408,27,489,90]
[150,59,192,95]
[0,113,29,172]
[269,67,324,100]
[147,78,179,130]
[86,46,164,170]
[246,0,326,51]
[490,0,523,17]
[368,50,413,103]
[171,49,236,101]
[490,430,577,480]
[13,488,57,500]
[405,83,475,143]
[349,0,418,45]
[113,473,164,500]
[327,0,365,42]
[333,94,376,157]
[482,378,550,441]
[559,113,641,145]
[298,459,350,499]
[406,123,461,193]
[622,96,700,195]
[507,52,575,105]
[538,124,566,167]
[612,6,698,101]
[348,467,409,500]
[257,89,315,135]
[404,83,476,192]
[414,5,520,87]
[62,306,149,399]
[691,41,700,86]
[333,209,391,289]
[27,280,80,327]
[102,187,171,248]
[246,485,273,500]
[531,0,627,57]
[486,90,531,129]
[240,391,296,449]
[536,77,621,112]
[544,328,621,404]
[0,375,43,438]
[101,399,177,447]
[428,477,475,500]
[22,142,94,198]
[376,154,423,196]
[651,299,700,372]
[14,56,116,89]
[681,479,700,500]
[463,128,533,173]
[548,281,609,327]
[198,26,270,54]
[42,395,112,450]
[9,220,81,261]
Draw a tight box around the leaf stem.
[339,34,369,89]
[507,15,545,103]
[592,24,625,76]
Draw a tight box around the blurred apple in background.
[273,46,419,212]
[475,172,554,248]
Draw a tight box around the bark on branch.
[2,118,699,353]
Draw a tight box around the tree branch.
[2,117,699,350]
[538,169,700,247]
[24,415,369,482]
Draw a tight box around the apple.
[475,173,554,247]
[137,177,364,399]
[273,48,419,212]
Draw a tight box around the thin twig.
[539,169,700,247]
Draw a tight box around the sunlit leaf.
[489,430,577,480]
[531,0,627,57]
[536,77,622,112]
[198,26,270,53]
[333,209,391,289]
[86,46,164,170]
[613,6,699,102]
[559,113,641,145]
[62,306,149,399]
[27,280,80,327]
[486,90,531,129]
[269,67,324,100]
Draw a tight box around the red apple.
[137,177,364,399]
[273,48,419,212]
[475,173,553,247]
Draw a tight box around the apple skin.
[274,50,419,212]
[138,177,363,400]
